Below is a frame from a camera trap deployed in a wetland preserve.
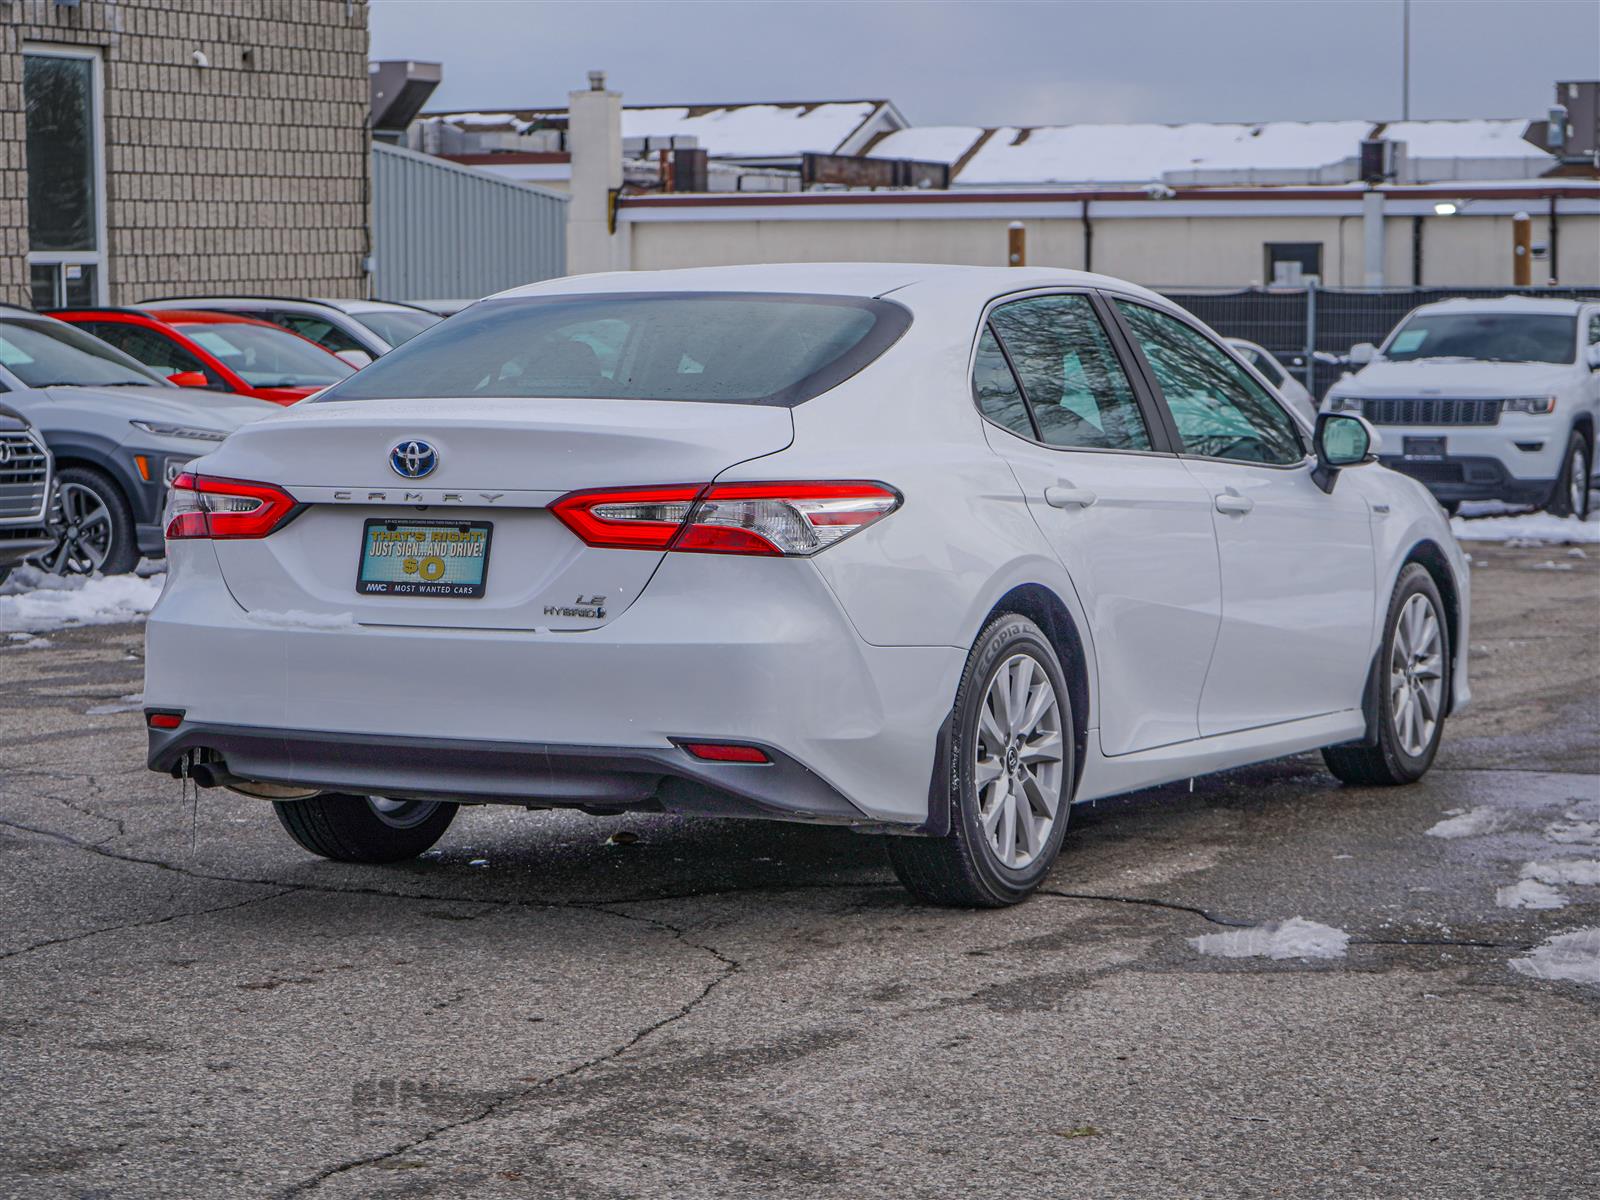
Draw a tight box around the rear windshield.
[316,292,911,407]
[1382,312,1576,365]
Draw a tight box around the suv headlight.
[1326,395,1363,413]
[129,419,228,441]
[1502,396,1557,415]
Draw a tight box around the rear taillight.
[551,481,900,557]
[165,473,300,540]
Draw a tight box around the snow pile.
[1510,928,1600,987]
[1425,806,1511,839]
[1382,119,1552,161]
[1520,859,1600,886]
[1189,917,1350,961]
[1495,880,1568,910]
[0,567,165,634]
[1451,510,1600,544]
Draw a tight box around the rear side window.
[972,326,1033,438]
[270,312,368,355]
[318,293,911,407]
[987,295,1151,451]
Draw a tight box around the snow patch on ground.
[1425,806,1511,839]
[1495,879,1568,910]
[1520,859,1600,886]
[86,693,144,716]
[0,567,165,633]
[1510,928,1600,987]
[1545,820,1600,846]
[1451,508,1599,544]
[1188,917,1350,961]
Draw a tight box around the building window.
[24,46,106,307]
[1263,242,1322,287]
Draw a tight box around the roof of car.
[140,295,428,317]
[490,263,1172,307]
[52,307,286,330]
[1411,295,1598,316]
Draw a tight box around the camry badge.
[390,440,438,479]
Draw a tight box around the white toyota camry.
[144,264,1469,906]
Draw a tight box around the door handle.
[1214,491,1254,515]
[1045,486,1097,509]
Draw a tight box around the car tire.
[887,613,1074,907]
[1546,429,1591,520]
[1440,500,1461,517]
[37,466,138,576]
[273,793,457,863]
[1323,564,1449,787]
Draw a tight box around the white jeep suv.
[1325,297,1600,517]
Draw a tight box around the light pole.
[1402,0,1411,120]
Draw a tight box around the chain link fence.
[1159,285,1600,400]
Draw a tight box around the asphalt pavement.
[1,542,1596,1199]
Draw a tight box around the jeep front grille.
[1363,398,1502,427]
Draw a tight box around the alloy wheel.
[973,652,1065,870]
[1570,446,1586,517]
[39,482,114,575]
[1388,593,1444,758]
[367,796,443,829]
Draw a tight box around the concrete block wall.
[1,0,369,305]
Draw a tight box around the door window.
[1116,302,1304,466]
[269,312,368,355]
[1588,313,1600,345]
[76,321,224,387]
[971,325,1034,438]
[987,295,1150,451]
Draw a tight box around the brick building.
[3,0,369,308]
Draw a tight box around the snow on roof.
[426,101,886,159]
[936,121,1374,185]
[1381,118,1546,159]
[619,102,881,158]
[865,126,986,165]
[866,118,1554,185]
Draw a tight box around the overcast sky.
[370,0,1599,127]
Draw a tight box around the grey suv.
[0,309,280,574]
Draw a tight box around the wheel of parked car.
[35,467,138,576]
[1323,564,1449,787]
[272,793,457,863]
[887,614,1073,907]
[1547,429,1592,520]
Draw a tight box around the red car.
[48,308,355,404]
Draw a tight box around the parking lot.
[0,539,1595,1198]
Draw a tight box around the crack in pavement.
[279,909,742,1199]
[0,888,296,964]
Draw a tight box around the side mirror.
[1585,343,1600,370]
[1312,412,1379,494]
[335,349,374,369]
[1348,342,1377,366]
[167,371,209,388]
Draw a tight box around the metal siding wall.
[371,143,568,300]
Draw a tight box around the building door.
[24,46,106,307]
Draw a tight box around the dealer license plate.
[357,519,493,598]
[1402,436,1447,461]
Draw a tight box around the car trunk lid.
[195,396,793,630]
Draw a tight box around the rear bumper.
[143,543,965,826]
[147,722,869,823]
